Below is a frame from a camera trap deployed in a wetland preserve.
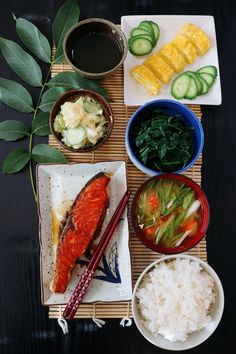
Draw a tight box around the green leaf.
[47,72,79,88]
[52,0,80,63]
[0,78,34,113]
[76,74,110,101]
[32,144,68,163]
[32,112,51,136]
[0,120,30,141]
[15,17,51,64]
[2,148,31,174]
[47,72,110,101]
[39,87,67,112]
[158,141,168,160]
[0,37,42,87]
[53,53,67,64]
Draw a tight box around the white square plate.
[121,15,221,106]
[37,161,132,305]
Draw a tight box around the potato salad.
[53,96,108,149]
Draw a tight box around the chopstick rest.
[57,306,69,334]
[120,317,132,327]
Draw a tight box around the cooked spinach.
[133,109,195,172]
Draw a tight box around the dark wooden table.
[0,1,234,353]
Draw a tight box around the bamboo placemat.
[48,55,205,320]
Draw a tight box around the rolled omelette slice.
[144,54,174,84]
[50,172,110,293]
[172,34,197,64]
[159,43,186,73]
[180,23,211,56]
[130,65,162,95]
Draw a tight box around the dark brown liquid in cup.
[70,32,122,73]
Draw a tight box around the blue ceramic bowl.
[125,99,204,176]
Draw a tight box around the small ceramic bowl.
[50,89,113,152]
[131,173,209,255]
[64,18,128,79]
[126,99,204,176]
[132,254,224,351]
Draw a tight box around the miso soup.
[135,178,203,248]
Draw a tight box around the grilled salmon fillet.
[50,172,110,293]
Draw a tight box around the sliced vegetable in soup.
[135,178,202,247]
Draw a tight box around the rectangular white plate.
[37,161,132,305]
[121,15,221,106]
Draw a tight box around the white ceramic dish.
[121,15,221,106]
[37,161,132,305]
[132,254,224,351]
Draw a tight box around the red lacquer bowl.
[131,173,210,255]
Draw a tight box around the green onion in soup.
[135,178,202,247]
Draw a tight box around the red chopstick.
[64,190,130,320]
[63,190,130,320]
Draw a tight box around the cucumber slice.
[128,36,153,56]
[83,98,102,115]
[186,71,203,95]
[197,65,218,78]
[149,21,160,42]
[195,73,209,94]
[171,73,190,99]
[129,33,155,46]
[65,126,85,147]
[184,77,198,100]
[198,72,216,87]
[53,113,65,133]
[131,27,150,38]
[139,21,155,38]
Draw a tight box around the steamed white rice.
[136,258,215,342]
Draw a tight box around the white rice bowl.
[132,255,224,351]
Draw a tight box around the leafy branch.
[0,0,109,201]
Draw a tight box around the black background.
[0,0,234,353]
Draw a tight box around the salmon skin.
[51,172,110,293]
